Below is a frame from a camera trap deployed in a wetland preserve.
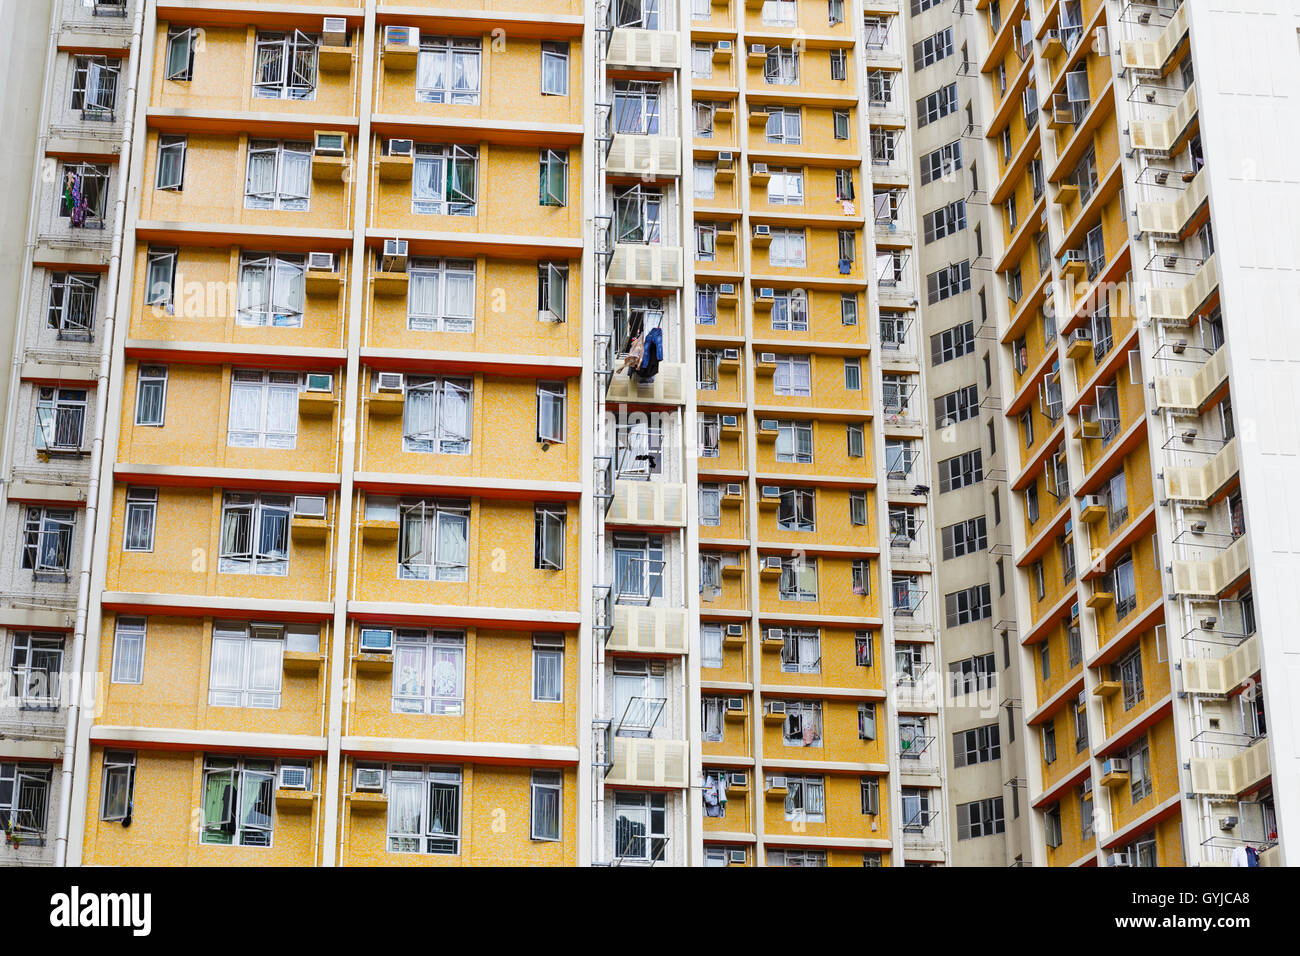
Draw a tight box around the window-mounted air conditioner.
[716,40,733,53]
[307,251,336,272]
[725,623,744,636]
[322,17,348,46]
[1190,520,1207,533]
[1082,777,1093,796]
[767,774,788,789]
[717,150,734,167]
[759,419,779,431]
[719,282,736,295]
[279,763,311,790]
[381,238,408,272]
[722,348,740,360]
[758,352,777,363]
[752,163,769,175]
[1107,851,1131,867]
[376,372,404,392]
[314,131,346,156]
[761,485,781,498]
[387,138,415,158]
[755,289,775,302]
[724,482,742,496]
[384,25,418,47]
[1082,494,1104,509]
[305,372,333,393]
[1102,757,1129,775]
[728,849,747,863]
[294,495,327,519]
[1070,327,1092,343]
[359,628,394,653]
[721,415,739,428]
[749,43,767,56]
[753,224,772,238]
[763,557,783,571]
[726,697,745,711]
[354,766,385,792]
[1061,249,1086,264]
[729,772,748,788]
[765,627,783,641]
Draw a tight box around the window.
[47,272,98,341]
[253,31,319,100]
[396,376,471,455]
[398,499,470,582]
[776,487,816,533]
[1115,646,1144,712]
[953,724,1001,767]
[531,634,564,702]
[923,200,966,243]
[1026,482,1039,523]
[218,493,290,576]
[765,106,802,144]
[940,516,987,559]
[694,223,717,262]
[245,140,311,211]
[387,766,463,854]
[1106,470,1129,532]
[228,369,300,448]
[698,485,722,529]
[830,49,847,80]
[614,185,663,243]
[833,109,850,140]
[209,623,284,708]
[614,792,666,862]
[693,101,715,139]
[71,56,120,118]
[771,289,809,331]
[957,798,1005,839]
[840,294,858,327]
[1042,721,1057,764]
[539,150,569,207]
[860,777,880,815]
[695,284,718,325]
[782,702,823,748]
[0,763,51,844]
[847,423,865,458]
[416,37,480,103]
[692,160,716,201]
[59,163,110,227]
[700,624,723,669]
[852,560,870,595]
[762,0,797,24]
[1113,552,1137,621]
[156,135,187,190]
[780,627,821,674]
[530,770,562,841]
[1128,734,1153,803]
[123,487,157,552]
[766,167,804,205]
[950,653,996,695]
[912,28,953,70]
[930,322,975,368]
[613,80,662,134]
[844,357,861,391]
[697,414,721,458]
[237,253,305,327]
[838,229,856,266]
[100,751,136,822]
[701,696,725,742]
[934,384,979,425]
[413,144,478,216]
[144,248,177,306]
[534,505,566,570]
[165,28,197,81]
[944,584,992,628]
[691,42,713,78]
[926,261,971,303]
[393,630,466,715]
[938,450,982,492]
[200,756,277,846]
[541,42,569,95]
[855,631,873,666]
[784,775,826,821]
[764,46,799,85]
[920,141,962,185]
[22,507,74,576]
[773,355,811,397]
[9,633,63,710]
[778,556,818,601]
[536,381,566,444]
[769,228,807,267]
[916,83,958,127]
[869,128,897,164]
[134,365,168,426]
[404,257,475,331]
[110,617,146,684]
[34,387,87,453]
[774,420,813,463]
[770,848,826,867]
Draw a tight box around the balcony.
[606,605,688,654]
[607,244,683,288]
[1171,534,1250,599]
[1189,736,1271,797]
[1120,5,1190,75]
[1147,254,1218,327]
[606,362,686,404]
[1164,439,1238,505]
[1130,85,1198,155]
[1181,635,1260,697]
[607,29,681,71]
[607,134,682,179]
[1153,347,1229,413]
[606,737,689,788]
[1136,167,1207,239]
[607,480,687,527]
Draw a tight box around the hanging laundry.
[637,326,663,383]
[1230,845,1249,867]
[1246,845,1259,867]
[621,334,644,377]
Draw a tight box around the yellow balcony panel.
[1093,680,1122,697]
[722,626,746,647]
[1137,166,1206,238]
[607,737,689,788]
[1086,589,1114,609]
[606,362,686,405]
[305,268,342,296]
[607,134,682,178]
[721,485,743,505]
[607,28,681,70]
[721,563,743,578]
[714,104,735,123]
[360,519,399,543]
[1130,85,1198,154]
[1120,4,1189,75]
[319,45,353,73]
[312,154,347,182]
[297,391,336,418]
[383,41,418,71]
[372,270,409,295]
[1148,254,1218,327]
[756,420,779,442]
[354,652,393,674]
[745,40,766,62]
[275,789,316,813]
[607,605,689,654]
[1041,31,1065,58]
[290,517,330,543]
[749,163,771,185]
[1153,347,1228,413]
[1065,330,1092,359]
[348,791,389,812]
[715,166,734,183]
[748,107,770,127]
[1165,439,1238,505]
[607,244,683,288]
[1060,253,1087,282]
[367,392,404,417]
[712,43,733,63]
[608,480,686,527]
[378,154,413,182]
[1171,535,1250,599]
[754,352,777,375]
[283,650,324,673]
[1189,737,1271,797]
[1181,635,1260,697]
[1054,183,1079,206]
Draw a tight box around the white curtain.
[436,511,468,579]
[263,385,298,448]
[388,779,422,839]
[404,385,437,450]
[246,145,277,200]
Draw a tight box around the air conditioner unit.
[376,372,404,392]
[763,557,783,571]
[730,772,748,787]
[767,774,788,790]
[752,162,769,175]
[1061,249,1086,264]
[359,628,394,653]
[759,419,779,431]
[387,138,415,158]
[753,224,772,238]
[1044,28,1060,45]
[354,766,385,792]
[725,623,744,636]
[1082,777,1093,796]
[728,848,747,864]
[1107,851,1131,867]
[294,495,327,518]
[761,485,781,498]
[305,372,333,392]
[384,25,418,47]
[749,43,766,56]
[725,483,742,496]
[1071,602,1080,622]
[1219,815,1239,831]
[1070,327,1092,343]
[756,289,775,301]
[722,348,740,360]
[1200,616,1217,630]
[726,697,745,711]
[382,238,408,272]
[279,763,311,790]
[1083,494,1104,510]
[1189,520,1207,533]
[314,131,346,156]
[717,150,734,166]
[322,17,348,46]
[1180,429,1198,442]
[307,251,336,272]
[719,282,736,295]
[721,416,739,428]
[765,627,783,641]
[758,352,776,363]
[716,40,733,53]
[1103,757,1129,775]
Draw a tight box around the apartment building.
[0,0,140,865]
[968,0,1298,867]
[902,0,1030,867]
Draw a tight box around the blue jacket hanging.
[638,326,663,382]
